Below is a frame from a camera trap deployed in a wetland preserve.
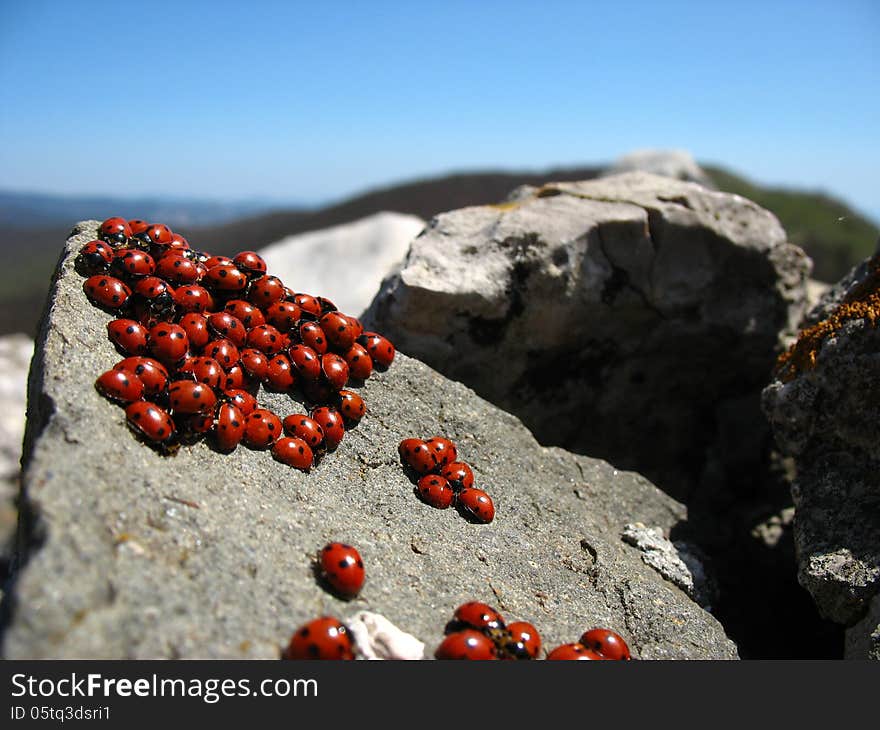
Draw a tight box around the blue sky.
[1,0,877,221]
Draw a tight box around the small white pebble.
[346,610,424,660]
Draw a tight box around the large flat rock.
[0,221,736,659]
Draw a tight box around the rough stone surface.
[0,221,736,659]
[763,254,880,627]
[258,212,425,317]
[365,172,810,504]
[845,594,880,660]
[601,149,714,188]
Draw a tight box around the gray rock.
[762,254,880,627]
[601,149,715,188]
[0,221,736,659]
[365,172,810,503]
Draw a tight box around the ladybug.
[169,232,189,251]
[317,542,364,598]
[239,348,270,380]
[125,401,176,445]
[452,601,505,632]
[145,223,173,245]
[176,412,215,441]
[246,324,284,355]
[204,338,240,369]
[310,407,345,450]
[337,390,365,423]
[319,311,356,351]
[83,275,131,310]
[317,296,338,315]
[213,402,245,452]
[148,323,189,366]
[179,356,224,389]
[224,299,265,329]
[155,253,203,284]
[282,414,324,449]
[127,219,150,236]
[546,643,605,660]
[264,354,296,391]
[579,628,631,660]
[205,264,247,291]
[282,616,355,660]
[173,285,215,314]
[425,436,457,467]
[95,368,144,403]
[293,293,322,319]
[272,436,314,470]
[113,357,169,397]
[167,380,217,415]
[76,240,114,272]
[456,487,495,524]
[243,408,282,449]
[398,438,438,475]
[504,621,542,660]
[342,343,373,381]
[222,388,257,415]
[99,217,132,246]
[178,313,210,350]
[203,254,234,270]
[417,474,454,509]
[298,321,328,354]
[435,630,497,660]
[357,331,395,369]
[133,276,176,315]
[233,250,267,277]
[288,344,321,381]
[112,249,155,278]
[222,364,250,391]
[264,301,300,331]
[247,275,285,307]
[107,318,149,355]
[207,312,247,347]
[345,314,364,340]
[320,353,349,391]
[441,461,474,490]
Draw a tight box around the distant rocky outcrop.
[602,149,714,188]
[257,212,424,317]
[763,249,880,657]
[0,221,736,659]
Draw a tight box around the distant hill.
[1,164,876,337]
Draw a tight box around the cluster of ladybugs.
[398,436,495,523]
[282,599,631,660]
[78,217,395,468]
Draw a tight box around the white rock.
[0,334,33,481]
[602,148,714,187]
[257,212,425,317]
[345,610,425,660]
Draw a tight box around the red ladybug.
[298,321,327,354]
[506,621,542,660]
[113,357,168,397]
[265,301,302,331]
[83,275,131,310]
[579,628,631,660]
[95,368,144,403]
[293,293,322,319]
[288,344,321,381]
[345,314,364,340]
[179,356,224,389]
[148,323,189,366]
[441,461,474,490]
[398,438,437,475]
[239,348,270,380]
[342,343,373,381]
[358,332,395,369]
[243,408,282,448]
[224,299,265,329]
[246,324,284,355]
[77,240,114,271]
[128,219,150,235]
[310,407,345,450]
[417,474,454,509]
[282,414,324,449]
[205,264,247,291]
[107,319,149,355]
[112,249,155,278]
[176,412,214,439]
[425,436,457,467]
[173,285,215,314]
[435,630,497,660]
[457,488,495,524]
[125,401,175,444]
[145,223,173,245]
[167,380,217,415]
[337,390,365,422]
[169,232,189,250]
[155,253,202,284]
[206,312,247,346]
[320,353,349,391]
[247,275,285,307]
[453,601,505,631]
[318,542,365,598]
[265,354,296,391]
[213,402,245,452]
[233,250,267,277]
[204,338,240,369]
[223,388,258,416]
[99,217,132,245]
[204,255,234,270]
[222,363,249,391]
[178,313,210,350]
[319,311,356,351]
[271,436,314,470]
[282,617,354,660]
[133,276,176,314]
[546,643,605,660]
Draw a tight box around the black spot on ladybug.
[219,269,228,277]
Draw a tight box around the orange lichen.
[775,254,880,382]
